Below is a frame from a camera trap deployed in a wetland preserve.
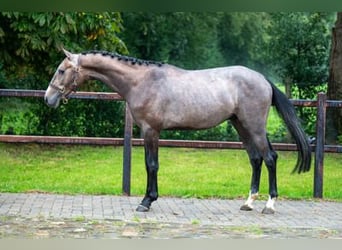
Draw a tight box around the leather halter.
[49,66,80,104]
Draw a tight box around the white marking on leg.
[244,191,258,209]
[265,195,276,211]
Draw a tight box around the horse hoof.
[240,204,253,211]
[261,207,275,214]
[136,204,149,212]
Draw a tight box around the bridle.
[49,66,80,104]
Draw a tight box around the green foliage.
[0,12,127,77]
[0,12,337,141]
[266,13,334,137]
[291,84,328,136]
[338,135,342,144]
[0,100,39,135]
[0,12,127,137]
[268,12,333,86]
[218,12,272,72]
[34,99,125,137]
[0,65,41,135]
[121,13,225,69]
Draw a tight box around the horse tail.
[268,79,312,173]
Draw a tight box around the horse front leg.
[136,128,160,212]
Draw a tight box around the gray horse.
[44,49,311,214]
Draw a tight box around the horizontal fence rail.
[0,135,341,153]
[0,89,123,100]
[0,134,307,150]
[1,89,342,198]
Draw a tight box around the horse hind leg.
[232,116,278,214]
[246,136,278,214]
[231,118,263,211]
[240,150,263,211]
[261,138,278,214]
[251,134,278,214]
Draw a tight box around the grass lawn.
[0,143,341,201]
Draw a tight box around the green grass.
[0,143,341,201]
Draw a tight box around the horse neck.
[78,53,148,97]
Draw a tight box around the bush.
[0,69,126,137]
[292,83,328,137]
[0,101,39,135]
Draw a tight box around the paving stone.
[0,193,341,238]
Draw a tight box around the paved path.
[0,193,341,238]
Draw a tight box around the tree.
[0,12,127,82]
[121,13,225,69]
[268,13,333,98]
[217,12,271,73]
[327,12,342,143]
[265,13,334,137]
[0,12,128,136]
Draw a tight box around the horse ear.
[62,48,73,60]
[62,48,79,66]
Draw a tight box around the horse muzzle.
[44,89,62,109]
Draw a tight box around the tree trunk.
[327,13,342,144]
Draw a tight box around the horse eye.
[58,69,65,75]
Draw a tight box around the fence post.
[314,92,327,198]
[122,103,133,196]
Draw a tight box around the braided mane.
[81,50,164,67]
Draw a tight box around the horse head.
[44,49,84,108]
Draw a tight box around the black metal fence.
[1,89,342,198]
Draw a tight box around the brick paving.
[0,193,341,238]
[1,192,341,228]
